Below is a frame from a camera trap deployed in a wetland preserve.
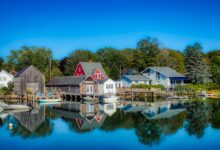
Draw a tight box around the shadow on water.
[0,99,220,146]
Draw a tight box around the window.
[146,69,150,76]
[86,85,94,94]
[176,80,181,84]
[106,104,114,110]
[34,76,38,81]
[106,84,114,89]
[96,73,101,79]
[156,72,161,80]
[86,104,94,113]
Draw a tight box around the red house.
[74,62,108,82]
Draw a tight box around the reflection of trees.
[101,109,186,146]
[135,119,162,146]
[0,118,3,127]
[209,99,220,129]
[185,100,210,138]
[135,112,186,146]
[101,110,137,131]
[162,113,186,135]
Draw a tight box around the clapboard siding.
[14,65,45,96]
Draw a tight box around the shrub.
[131,84,165,90]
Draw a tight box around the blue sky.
[0,0,220,59]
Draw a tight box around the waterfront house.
[117,75,151,88]
[14,65,45,96]
[100,79,116,96]
[141,67,185,88]
[0,70,14,88]
[47,75,99,100]
[48,61,112,99]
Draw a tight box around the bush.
[0,82,14,95]
[131,84,165,90]
[175,83,220,92]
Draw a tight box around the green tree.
[96,47,126,79]
[45,60,63,82]
[133,37,160,71]
[6,46,52,73]
[207,50,220,84]
[158,49,185,73]
[0,57,4,70]
[64,49,96,75]
[184,43,211,83]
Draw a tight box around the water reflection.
[0,99,220,147]
[51,102,107,133]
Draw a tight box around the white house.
[141,67,185,88]
[0,70,14,88]
[99,79,116,96]
[118,75,151,88]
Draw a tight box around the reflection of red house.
[74,62,108,82]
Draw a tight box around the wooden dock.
[117,88,171,102]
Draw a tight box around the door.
[86,85,94,94]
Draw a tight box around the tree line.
[0,37,219,84]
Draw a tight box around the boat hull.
[39,99,61,103]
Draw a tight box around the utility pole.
[49,58,51,81]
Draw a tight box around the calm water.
[1,100,220,150]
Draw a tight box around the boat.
[39,99,61,103]
[0,103,31,110]
[102,96,118,103]
[39,101,61,106]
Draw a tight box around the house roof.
[79,62,108,81]
[122,75,151,81]
[14,65,37,78]
[143,67,185,78]
[47,75,86,86]
[0,70,14,79]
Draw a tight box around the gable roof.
[122,75,151,81]
[143,67,185,78]
[0,70,14,79]
[47,75,86,86]
[79,62,108,79]
[14,65,32,77]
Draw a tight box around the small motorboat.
[1,102,31,110]
[39,99,61,103]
